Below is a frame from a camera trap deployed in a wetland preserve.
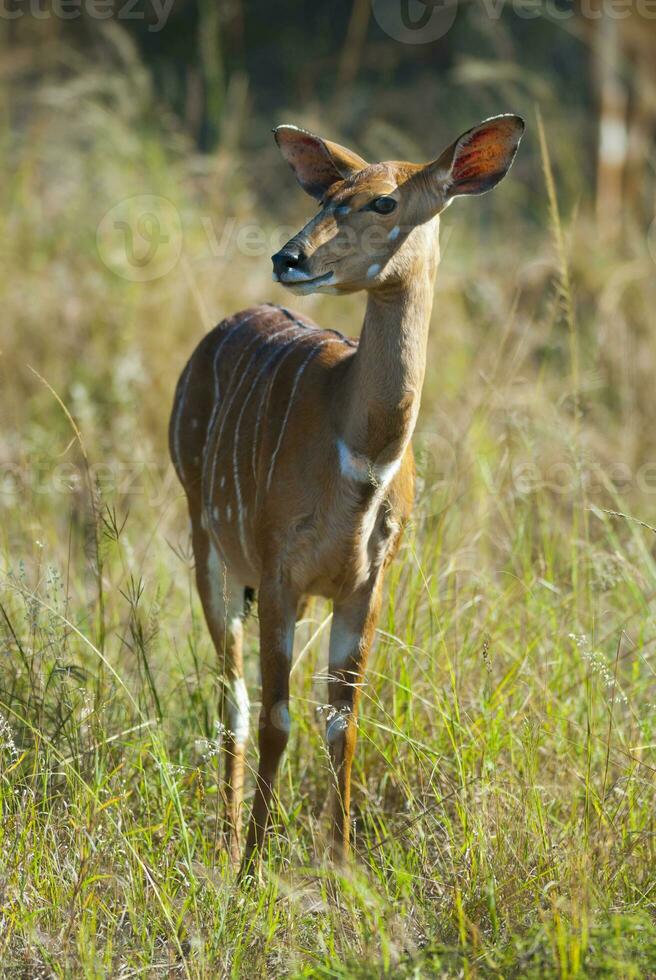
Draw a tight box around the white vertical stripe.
[206,323,303,518]
[203,329,269,516]
[265,340,333,492]
[250,322,355,481]
[251,336,307,478]
[203,312,258,463]
[232,328,306,563]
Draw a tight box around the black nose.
[272,243,305,278]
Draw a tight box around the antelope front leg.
[326,578,383,862]
[242,582,296,874]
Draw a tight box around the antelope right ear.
[430,114,525,201]
[274,125,368,201]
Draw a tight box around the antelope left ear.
[431,114,525,201]
[274,125,369,201]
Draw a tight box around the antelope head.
[271,114,525,295]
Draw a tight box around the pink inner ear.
[278,133,341,198]
[290,134,320,156]
[286,134,324,164]
[452,125,509,183]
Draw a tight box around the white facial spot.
[226,504,232,521]
[213,505,219,521]
[367,263,381,279]
[266,342,331,491]
[228,677,250,746]
[388,225,400,241]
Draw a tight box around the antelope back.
[169,303,357,581]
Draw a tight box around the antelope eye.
[370,196,397,215]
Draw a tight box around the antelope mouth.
[274,269,335,291]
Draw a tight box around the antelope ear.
[274,125,368,201]
[431,114,525,200]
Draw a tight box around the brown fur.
[169,115,524,872]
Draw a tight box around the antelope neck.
[339,255,438,469]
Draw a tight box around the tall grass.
[2,53,656,978]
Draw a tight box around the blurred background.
[2,0,655,490]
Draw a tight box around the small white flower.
[0,715,18,760]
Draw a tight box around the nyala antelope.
[169,114,524,871]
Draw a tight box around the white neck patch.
[337,438,402,487]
